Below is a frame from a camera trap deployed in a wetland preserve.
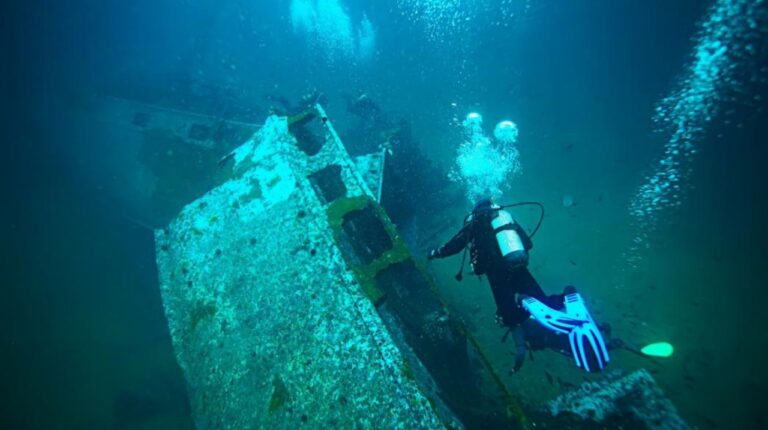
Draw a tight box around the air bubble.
[628,0,766,261]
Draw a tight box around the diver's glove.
[427,249,439,260]
[521,292,610,372]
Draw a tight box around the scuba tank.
[455,201,543,281]
[490,208,529,269]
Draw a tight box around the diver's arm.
[429,224,472,259]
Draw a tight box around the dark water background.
[3,0,767,429]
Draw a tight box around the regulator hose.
[499,201,545,238]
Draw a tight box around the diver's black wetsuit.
[431,209,564,327]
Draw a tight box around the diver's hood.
[472,197,494,214]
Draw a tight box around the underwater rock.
[543,369,689,430]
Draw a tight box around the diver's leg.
[514,269,567,310]
[511,325,527,372]
[487,269,530,327]
[486,269,530,373]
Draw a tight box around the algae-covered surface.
[154,116,445,429]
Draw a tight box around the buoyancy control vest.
[468,206,531,274]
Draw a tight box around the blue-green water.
[3,1,767,429]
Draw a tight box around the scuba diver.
[427,197,610,373]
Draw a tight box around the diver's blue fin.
[522,293,610,372]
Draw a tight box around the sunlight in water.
[290,0,376,63]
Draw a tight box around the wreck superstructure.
[153,105,526,429]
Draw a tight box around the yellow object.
[641,342,674,357]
